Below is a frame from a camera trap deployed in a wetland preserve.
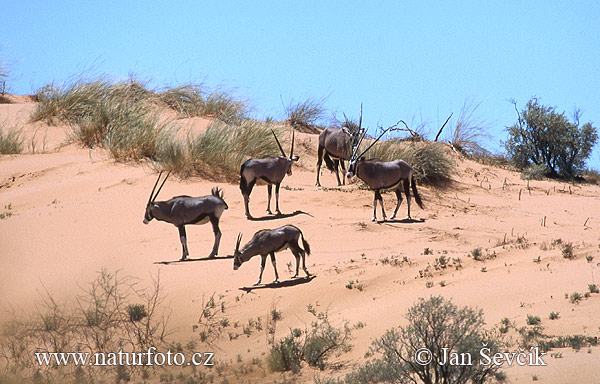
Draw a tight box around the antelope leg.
[270,252,280,283]
[266,184,273,214]
[178,225,189,261]
[254,255,267,286]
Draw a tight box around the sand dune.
[1,99,599,383]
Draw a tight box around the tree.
[346,296,503,384]
[505,97,598,178]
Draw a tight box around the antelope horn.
[151,170,171,203]
[271,129,287,157]
[235,233,243,252]
[148,171,163,204]
[356,126,392,160]
[290,130,295,158]
[351,125,367,160]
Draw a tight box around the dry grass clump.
[158,120,287,182]
[0,122,23,154]
[364,139,455,187]
[448,98,491,158]
[158,84,250,123]
[284,97,327,133]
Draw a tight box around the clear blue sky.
[3,1,600,168]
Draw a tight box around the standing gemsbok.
[316,117,363,187]
[143,171,228,260]
[346,125,424,222]
[240,130,299,219]
[232,225,311,286]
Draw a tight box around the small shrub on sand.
[448,98,491,158]
[267,306,353,373]
[284,97,327,132]
[346,296,502,384]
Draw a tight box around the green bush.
[506,97,598,179]
[346,296,502,384]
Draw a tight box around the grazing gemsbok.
[143,171,228,260]
[239,130,299,219]
[232,225,311,286]
[316,118,363,187]
[346,127,424,222]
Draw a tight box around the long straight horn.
[351,125,367,160]
[148,171,163,204]
[290,130,295,158]
[271,129,287,157]
[152,170,171,203]
[356,126,392,160]
[235,233,243,252]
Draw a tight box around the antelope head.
[143,171,170,224]
[346,106,392,178]
[271,129,299,175]
[232,233,244,270]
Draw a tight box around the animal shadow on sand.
[154,255,233,265]
[239,275,316,293]
[378,217,426,225]
[247,210,311,222]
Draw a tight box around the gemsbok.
[239,130,299,219]
[143,171,228,260]
[315,118,363,187]
[346,126,424,222]
[232,225,311,286]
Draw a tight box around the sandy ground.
[1,100,599,383]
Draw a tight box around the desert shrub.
[267,306,353,373]
[583,168,600,185]
[561,242,575,259]
[549,312,560,320]
[31,78,114,125]
[589,284,599,294]
[284,97,327,132]
[0,123,23,154]
[365,139,454,187]
[159,84,250,123]
[521,163,550,180]
[0,269,169,383]
[75,96,171,161]
[448,98,491,158]
[506,97,598,179]
[346,296,502,384]
[526,315,541,326]
[172,120,286,181]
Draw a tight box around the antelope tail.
[411,175,424,209]
[239,162,250,196]
[301,233,311,256]
[323,152,336,173]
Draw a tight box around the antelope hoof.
[272,278,280,284]
[371,216,377,222]
[180,256,187,261]
[276,210,282,216]
[292,273,298,278]
[208,253,216,259]
[266,209,273,215]
[304,270,311,276]
[253,280,262,286]
[316,182,321,187]
[390,214,396,220]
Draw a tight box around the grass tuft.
[0,123,23,154]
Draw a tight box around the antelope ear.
[341,127,351,135]
[291,156,299,161]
